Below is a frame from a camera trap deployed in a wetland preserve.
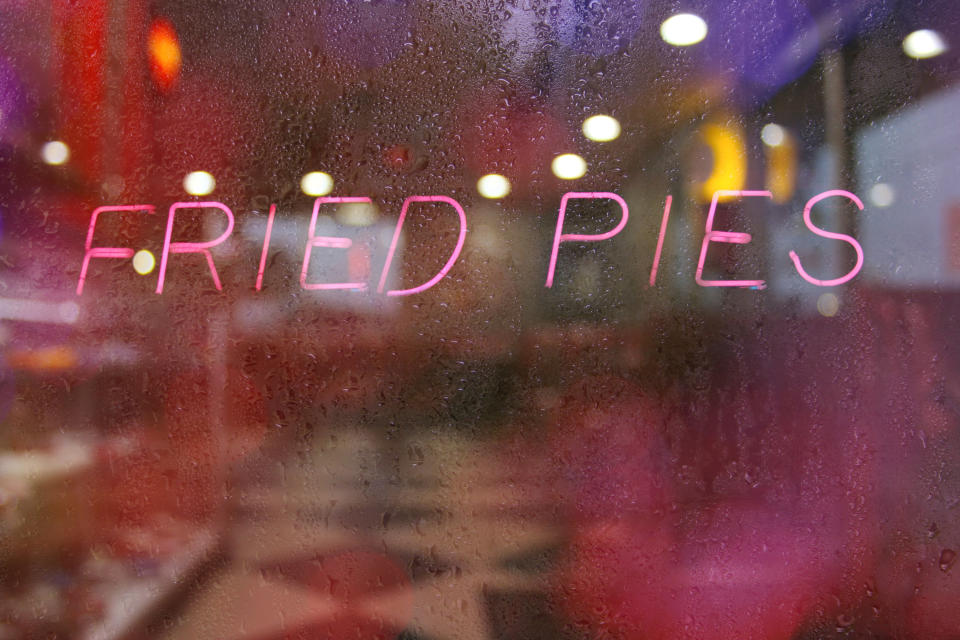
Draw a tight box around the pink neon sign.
[377,195,467,297]
[156,201,235,294]
[546,192,629,288]
[254,203,276,292]
[76,189,867,296]
[695,190,770,289]
[648,196,673,287]
[77,205,155,295]
[788,189,865,287]
[300,197,371,291]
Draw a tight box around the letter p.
[545,192,629,288]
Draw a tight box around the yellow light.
[660,13,708,47]
[582,115,621,142]
[477,173,511,199]
[903,29,947,59]
[552,153,587,180]
[183,170,215,196]
[132,249,156,275]
[42,141,70,165]
[301,171,334,197]
[698,122,747,202]
[817,292,840,317]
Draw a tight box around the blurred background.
[1,0,960,638]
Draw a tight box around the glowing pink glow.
[377,195,467,296]
[789,189,865,286]
[77,205,156,295]
[255,203,276,291]
[545,192,630,288]
[78,189,866,297]
[300,197,370,291]
[155,201,235,294]
[649,195,673,287]
[696,190,770,288]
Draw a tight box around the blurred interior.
[1,0,960,638]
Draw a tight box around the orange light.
[149,18,181,92]
[7,346,78,372]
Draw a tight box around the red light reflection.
[148,18,181,92]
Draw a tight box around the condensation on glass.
[0,0,958,638]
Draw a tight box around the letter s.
[789,189,864,287]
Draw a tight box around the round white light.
[903,29,947,59]
[183,170,215,196]
[761,123,786,147]
[582,115,621,142]
[817,292,840,318]
[869,183,895,208]
[660,13,708,47]
[301,171,334,197]
[42,141,70,166]
[132,249,156,275]
[551,153,587,180]
[477,173,511,199]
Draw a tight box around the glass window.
[1,1,959,638]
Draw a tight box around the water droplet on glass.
[939,548,956,572]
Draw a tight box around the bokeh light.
[183,171,215,196]
[148,18,182,91]
[132,249,156,275]
[660,13,708,47]
[869,183,895,208]
[477,173,511,199]
[698,123,746,201]
[551,153,587,180]
[817,292,840,317]
[42,140,69,165]
[903,29,947,59]
[582,115,621,142]
[761,123,786,147]
[301,171,334,197]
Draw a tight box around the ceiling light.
[660,13,708,47]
